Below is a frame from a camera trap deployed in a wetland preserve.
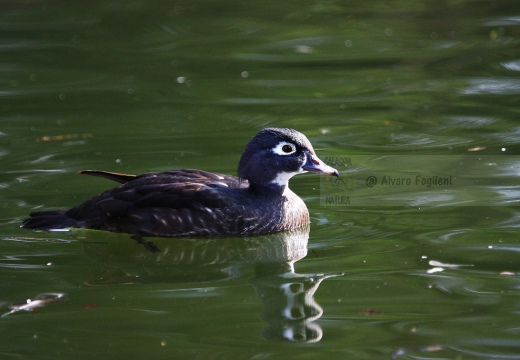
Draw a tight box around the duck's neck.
[247,181,309,233]
[248,182,287,197]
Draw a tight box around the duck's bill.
[302,152,339,177]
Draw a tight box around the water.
[1,1,520,359]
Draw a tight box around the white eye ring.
[272,142,297,155]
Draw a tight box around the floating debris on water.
[1,293,65,318]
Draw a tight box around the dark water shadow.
[78,226,342,343]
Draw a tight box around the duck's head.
[238,128,339,190]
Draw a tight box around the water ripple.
[462,78,520,95]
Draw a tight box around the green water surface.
[1,1,520,359]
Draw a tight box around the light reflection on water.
[462,77,520,95]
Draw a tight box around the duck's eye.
[282,144,294,153]
[272,142,297,155]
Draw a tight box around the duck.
[22,128,339,237]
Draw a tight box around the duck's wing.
[78,170,137,184]
[158,169,244,187]
[66,170,251,236]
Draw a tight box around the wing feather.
[79,170,137,183]
[65,169,249,236]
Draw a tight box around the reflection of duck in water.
[82,227,342,343]
[23,128,338,237]
[252,272,342,343]
[250,235,343,343]
[81,226,311,284]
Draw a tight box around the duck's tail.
[22,210,79,230]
